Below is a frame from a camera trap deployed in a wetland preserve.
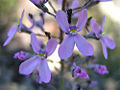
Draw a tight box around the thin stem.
[72,0,91,11]
[59,0,66,90]
[48,1,57,13]
[47,11,56,17]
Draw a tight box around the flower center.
[39,49,46,59]
[69,26,77,35]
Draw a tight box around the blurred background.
[0,0,120,90]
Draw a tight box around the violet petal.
[46,38,57,56]
[100,38,108,59]
[58,35,75,59]
[103,36,116,49]
[19,55,40,75]
[56,10,69,33]
[38,59,51,83]
[76,9,88,32]
[31,33,41,54]
[74,34,94,56]
[3,26,17,46]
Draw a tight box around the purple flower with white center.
[19,33,57,83]
[90,16,115,59]
[3,9,25,46]
[88,64,109,75]
[73,66,89,79]
[14,51,32,60]
[56,9,94,59]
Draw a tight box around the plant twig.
[48,1,56,13]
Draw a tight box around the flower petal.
[74,34,94,56]
[38,59,51,83]
[101,16,105,32]
[3,26,17,46]
[103,36,116,49]
[76,9,88,32]
[58,35,75,59]
[70,0,80,9]
[90,18,99,37]
[46,38,57,56]
[56,10,69,33]
[19,55,39,75]
[31,33,40,54]
[58,0,62,6]
[18,9,25,31]
[100,38,108,59]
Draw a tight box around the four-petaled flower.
[56,9,94,59]
[90,16,115,59]
[19,33,57,83]
[3,9,25,46]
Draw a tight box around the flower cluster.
[3,0,115,88]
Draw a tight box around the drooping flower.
[19,33,57,83]
[3,10,25,46]
[56,9,94,59]
[88,64,109,75]
[90,16,115,59]
[73,66,89,79]
[14,51,32,60]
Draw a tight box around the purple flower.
[90,16,115,59]
[3,10,25,46]
[56,9,94,59]
[19,33,57,83]
[95,64,109,75]
[14,51,32,60]
[73,66,89,79]
[89,64,109,75]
